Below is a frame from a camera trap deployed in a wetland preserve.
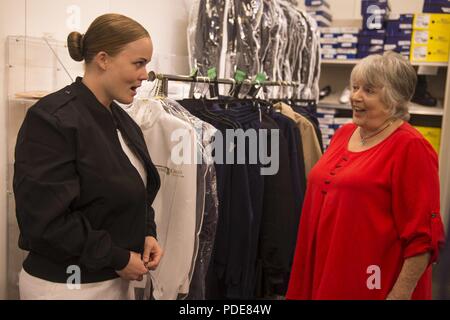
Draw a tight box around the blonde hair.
[67,13,149,63]
[350,51,417,121]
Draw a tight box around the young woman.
[14,13,162,300]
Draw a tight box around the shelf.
[9,97,39,104]
[318,94,444,116]
[322,59,362,65]
[9,94,43,103]
[409,104,445,116]
[322,59,448,67]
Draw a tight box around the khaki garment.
[274,102,322,176]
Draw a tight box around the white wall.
[0,0,193,299]
[22,0,192,63]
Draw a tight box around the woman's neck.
[82,74,112,111]
[360,118,396,137]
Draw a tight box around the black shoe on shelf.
[411,91,437,107]
[319,85,332,100]
[412,75,437,107]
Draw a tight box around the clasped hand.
[116,236,163,281]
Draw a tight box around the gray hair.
[350,51,417,121]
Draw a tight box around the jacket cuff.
[110,246,130,271]
[146,227,157,239]
[146,206,157,239]
[146,217,157,239]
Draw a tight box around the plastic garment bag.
[188,1,322,102]
[188,0,226,76]
[233,0,263,77]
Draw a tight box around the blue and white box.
[361,0,390,16]
[359,30,386,45]
[423,0,450,13]
[363,14,386,30]
[305,0,330,7]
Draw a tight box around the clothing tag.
[234,69,247,82]
[190,67,199,78]
[255,72,267,85]
[155,165,184,177]
[207,67,217,80]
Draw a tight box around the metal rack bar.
[148,71,301,87]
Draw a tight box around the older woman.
[286,51,445,300]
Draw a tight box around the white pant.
[19,269,131,300]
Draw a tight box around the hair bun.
[67,31,85,62]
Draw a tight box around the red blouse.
[286,122,445,300]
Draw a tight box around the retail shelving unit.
[322,59,449,67]
[319,93,445,116]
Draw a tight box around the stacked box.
[414,126,442,154]
[358,29,385,58]
[305,0,333,27]
[358,0,391,58]
[423,0,450,14]
[361,0,391,30]
[317,108,352,149]
[320,27,360,60]
[384,14,414,58]
[411,13,450,62]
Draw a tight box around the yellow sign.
[413,14,450,32]
[414,126,441,154]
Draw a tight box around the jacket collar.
[70,77,160,198]
[72,77,115,116]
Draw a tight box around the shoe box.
[383,14,414,58]
[357,30,385,58]
[413,13,450,31]
[320,27,360,60]
[305,0,330,6]
[411,13,450,62]
[306,0,333,27]
[317,107,352,149]
[422,0,450,14]
[414,126,441,154]
[361,0,391,30]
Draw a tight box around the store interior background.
[0,0,447,299]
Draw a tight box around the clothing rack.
[148,71,301,97]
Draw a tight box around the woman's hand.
[142,236,163,271]
[386,252,431,300]
[386,289,412,300]
[116,251,148,281]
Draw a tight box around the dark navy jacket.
[14,77,160,283]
